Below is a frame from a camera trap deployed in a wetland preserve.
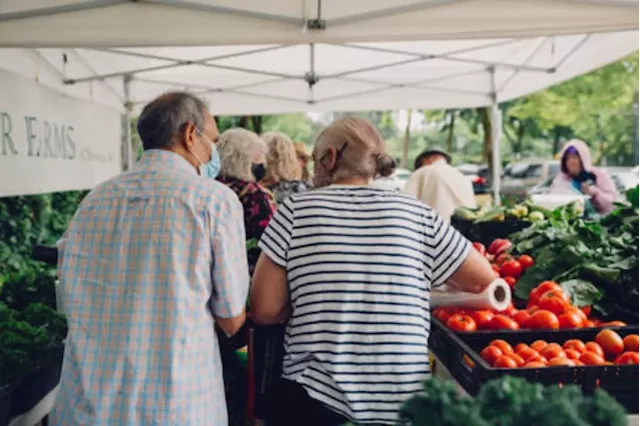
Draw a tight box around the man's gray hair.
[137,91,208,150]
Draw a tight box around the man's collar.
[137,149,198,175]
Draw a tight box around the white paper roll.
[431,278,511,312]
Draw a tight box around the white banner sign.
[0,69,122,197]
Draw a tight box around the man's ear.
[182,122,197,150]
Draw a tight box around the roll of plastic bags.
[431,278,511,312]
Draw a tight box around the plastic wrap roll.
[431,278,511,311]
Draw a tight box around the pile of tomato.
[434,281,627,332]
[472,239,534,289]
[479,329,639,369]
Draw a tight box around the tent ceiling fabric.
[0,1,637,115]
[0,0,637,47]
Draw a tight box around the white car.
[527,167,638,210]
[372,168,412,192]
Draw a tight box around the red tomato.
[525,354,548,365]
[563,339,587,354]
[601,321,627,327]
[580,305,592,317]
[527,310,560,330]
[470,310,494,330]
[517,347,538,361]
[490,339,514,355]
[526,305,540,315]
[541,345,565,361]
[446,314,477,333]
[579,351,605,366]
[514,343,529,353]
[584,320,597,328]
[595,329,625,359]
[564,349,582,360]
[529,281,562,305]
[558,311,584,329]
[500,260,523,279]
[549,357,574,367]
[503,276,517,289]
[537,292,569,316]
[489,315,519,331]
[507,352,525,367]
[512,310,531,327]
[495,252,513,265]
[623,334,639,352]
[472,242,487,255]
[530,340,548,353]
[480,346,503,365]
[518,254,535,269]
[494,355,518,369]
[502,303,517,317]
[523,361,546,368]
[488,239,512,255]
[564,307,587,327]
[615,352,640,365]
[585,342,605,358]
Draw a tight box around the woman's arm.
[446,248,496,294]
[585,171,617,214]
[250,253,290,325]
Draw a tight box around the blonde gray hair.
[217,128,266,181]
[314,117,395,182]
[262,132,302,183]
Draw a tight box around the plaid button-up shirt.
[50,150,249,425]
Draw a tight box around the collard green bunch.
[399,376,627,426]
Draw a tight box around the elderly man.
[405,148,476,222]
[50,92,249,425]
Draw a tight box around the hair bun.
[376,153,396,178]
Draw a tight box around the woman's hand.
[581,182,596,195]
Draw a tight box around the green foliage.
[400,376,627,426]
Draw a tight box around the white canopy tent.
[0,0,638,200]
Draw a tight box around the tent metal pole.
[123,74,134,171]
[0,0,125,23]
[65,45,288,84]
[489,67,502,206]
[329,0,466,27]
[337,42,551,73]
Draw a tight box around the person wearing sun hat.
[293,141,313,185]
[405,148,476,223]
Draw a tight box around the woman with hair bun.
[250,117,495,426]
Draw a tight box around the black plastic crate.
[450,217,531,247]
[0,385,10,426]
[430,320,639,413]
[9,352,63,417]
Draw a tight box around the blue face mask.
[200,142,221,179]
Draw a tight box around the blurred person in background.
[51,92,248,425]
[294,141,313,185]
[217,128,276,275]
[250,117,494,426]
[261,132,311,204]
[405,148,476,222]
[549,139,616,216]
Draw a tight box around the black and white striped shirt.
[258,185,471,425]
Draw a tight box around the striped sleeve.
[209,192,250,318]
[258,196,295,267]
[426,209,471,288]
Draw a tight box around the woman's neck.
[332,176,371,186]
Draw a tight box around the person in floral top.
[261,132,311,204]
[216,128,276,276]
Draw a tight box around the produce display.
[434,280,629,332]
[510,186,639,318]
[454,200,563,223]
[470,238,533,290]
[399,375,628,426]
[477,329,639,369]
